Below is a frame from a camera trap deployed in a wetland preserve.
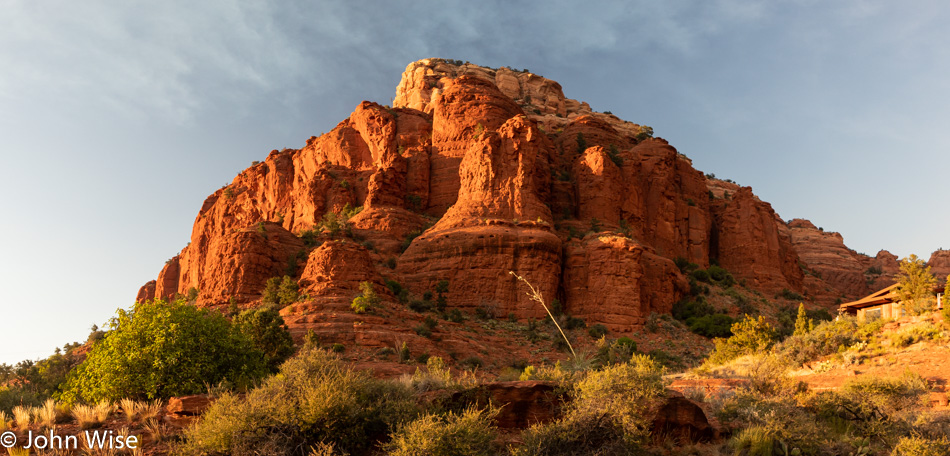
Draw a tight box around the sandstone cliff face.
[138,58,929,355]
[563,235,685,331]
[398,115,561,320]
[787,219,906,301]
[928,249,950,283]
[709,186,803,294]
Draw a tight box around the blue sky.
[2,0,948,364]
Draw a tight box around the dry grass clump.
[143,418,169,443]
[95,400,115,423]
[0,411,9,432]
[138,400,162,421]
[72,404,98,429]
[35,398,70,428]
[6,447,30,456]
[118,398,161,423]
[72,400,114,430]
[120,398,138,422]
[11,405,31,429]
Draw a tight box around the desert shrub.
[385,279,403,296]
[728,425,775,456]
[401,229,423,252]
[690,269,710,282]
[674,257,699,273]
[386,407,498,456]
[777,288,805,301]
[688,314,735,338]
[414,325,432,338]
[646,349,684,371]
[176,347,417,456]
[351,281,381,314]
[707,265,735,286]
[777,317,857,366]
[572,354,667,443]
[447,308,464,323]
[0,344,84,411]
[672,298,715,321]
[233,307,295,372]
[706,315,777,365]
[892,436,950,456]
[299,229,320,248]
[718,388,828,455]
[262,275,299,307]
[407,356,452,392]
[563,316,586,330]
[595,337,638,367]
[512,410,639,456]
[588,324,608,338]
[409,299,433,313]
[635,125,653,141]
[459,356,484,371]
[808,372,928,439]
[889,323,941,348]
[59,298,267,403]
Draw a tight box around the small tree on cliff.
[793,303,812,336]
[58,298,267,403]
[894,254,937,315]
[234,307,296,372]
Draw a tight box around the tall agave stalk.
[509,271,576,359]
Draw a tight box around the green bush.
[262,275,299,307]
[176,347,417,455]
[447,308,464,323]
[672,298,715,321]
[690,269,710,282]
[233,307,295,372]
[572,354,667,443]
[595,337,638,367]
[351,281,381,314]
[385,279,403,296]
[706,315,777,365]
[401,229,423,252]
[688,314,735,338]
[588,324,608,338]
[777,288,805,301]
[512,410,638,456]
[563,316,586,330]
[385,407,498,456]
[776,317,856,366]
[892,436,950,456]
[707,265,735,285]
[60,298,267,403]
[673,257,699,273]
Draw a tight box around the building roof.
[838,283,946,313]
[838,283,899,312]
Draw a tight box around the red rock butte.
[136,58,939,351]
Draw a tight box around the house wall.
[856,302,903,322]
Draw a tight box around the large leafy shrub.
[233,307,295,372]
[177,347,417,455]
[706,315,777,365]
[59,298,267,403]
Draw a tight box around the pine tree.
[793,302,811,336]
[895,254,937,315]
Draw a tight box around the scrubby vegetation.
[178,347,418,455]
[5,261,950,456]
